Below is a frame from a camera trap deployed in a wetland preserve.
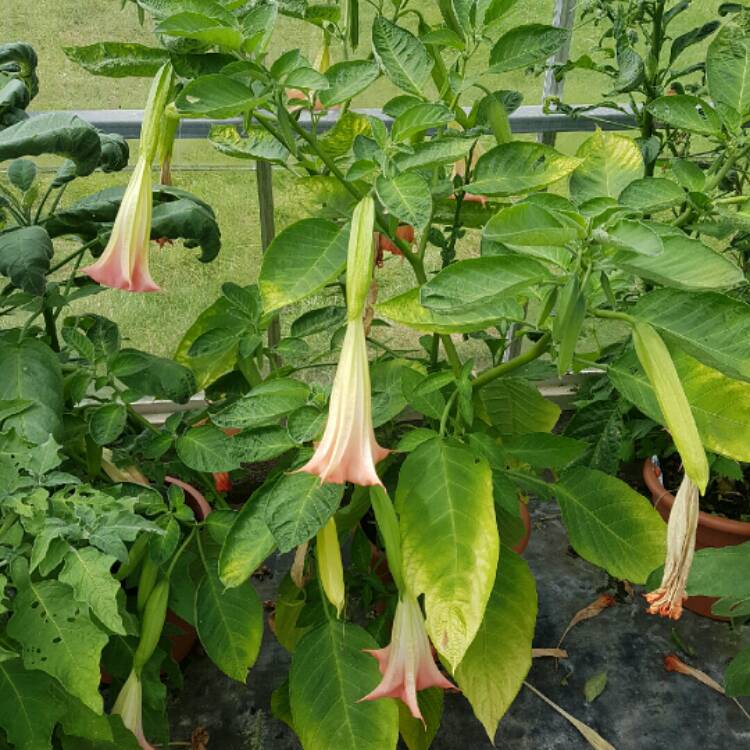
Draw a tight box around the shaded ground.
[169,505,750,749]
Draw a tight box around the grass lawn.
[3,0,724,358]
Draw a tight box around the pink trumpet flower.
[112,670,155,750]
[83,63,173,292]
[298,318,388,485]
[360,594,456,723]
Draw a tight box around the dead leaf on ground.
[192,726,209,750]
[558,593,616,647]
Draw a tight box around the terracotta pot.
[377,224,415,256]
[642,458,750,619]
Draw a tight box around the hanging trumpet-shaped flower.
[645,474,700,620]
[83,63,173,292]
[112,670,155,750]
[360,594,455,723]
[299,196,388,485]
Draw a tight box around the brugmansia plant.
[1,0,744,747]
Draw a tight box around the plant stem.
[439,388,459,436]
[592,308,636,324]
[170,527,197,579]
[42,307,59,351]
[48,237,100,274]
[473,334,551,389]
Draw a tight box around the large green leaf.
[156,11,243,49]
[319,60,381,106]
[707,18,750,117]
[484,203,579,246]
[489,23,569,73]
[632,288,750,382]
[219,494,276,588]
[290,621,399,750]
[398,688,443,750]
[554,467,666,582]
[176,424,240,472]
[259,219,349,312]
[0,113,101,176]
[151,198,222,262]
[569,130,643,204]
[0,225,53,294]
[467,142,580,196]
[479,378,560,435]
[111,349,196,403]
[262,471,344,553]
[63,43,170,77]
[376,287,524,334]
[195,541,264,682]
[174,73,259,118]
[211,378,310,429]
[726,647,750,697]
[394,136,473,172]
[609,346,750,463]
[390,102,453,142]
[209,124,289,163]
[454,550,537,740]
[0,658,66,750]
[375,173,432,229]
[646,95,722,136]
[59,546,125,635]
[372,17,433,96]
[7,573,108,712]
[0,338,63,443]
[611,234,743,290]
[618,177,685,212]
[88,403,127,446]
[420,256,551,312]
[396,438,498,669]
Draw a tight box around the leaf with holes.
[647,95,722,136]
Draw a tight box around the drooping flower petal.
[112,669,155,750]
[360,595,455,723]
[645,474,700,620]
[298,318,388,485]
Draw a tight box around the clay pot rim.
[642,458,750,536]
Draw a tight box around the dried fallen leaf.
[524,681,616,750]
[192,726,209,750]
[533,647,568,659]
[558,593,616,647]
[584,671,608,703]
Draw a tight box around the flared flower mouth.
[83,158,159,292]
[645,473,700,620]
[298,319,389,486]
[112,670,156,750]
[360,594,456,723]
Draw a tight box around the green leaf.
[176,424,240,472]
[467,142,580,196]
[670,20,720,64]
[291,306,346,337]
[285,67,329,90]
[391,102,453,142]
[500,433,587,470]
[707,18,750,116]
[211,378,310,429]
[209,124,288,163]
[174,73,259,118]
[454,550,537,740]
[151,198,222,263]
[219,495,276,588]
[263,471,344,553]
[8,575,109,712]
[8,159,36,191]
[0,338,63,444]
[156,12,243,49]
[726,647,750,697]
[484,203,579,246]
[375,173,432,229]
[554,467,666,583]
[396,438,498,669]
[372,17,433,96]
[584,672,608,703]
[394,136,474,172]
[232,426,295,462]
[377,287,524,334]
[0,225,53,294]
[420,256,551,312]
[196,542,264,682]
[647,95,722,136]
[88,403,126,446]
[290,621,399,750]
[563,400,624,475]
[0,113,101,176]
[611,234,743,291]
[602,219,663,257]
[609,346,750,463]
[398,688,443,750]
[489,23,569,73]
[479,378,560,435]
[569,130,644,204]
[64,42,170,77]
[259,218,349,312]
[632,288,750,382]
[0,658,66,750]
[319,60,381,106]
[59,546,125,634]
[111,349,196,403]
[618,177,685,212]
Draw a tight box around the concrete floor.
[169,505,750,749]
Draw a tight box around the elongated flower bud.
[112,670,155,750]
[360,594,456,723]
[316,517,345,616]
[645,474,700,620]
[158,112,179,186]
[83,63,173,292]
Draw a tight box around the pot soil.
[643,458,750,619]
